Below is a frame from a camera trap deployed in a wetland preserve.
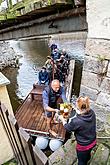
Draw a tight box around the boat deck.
[15,85,66,141]
[15,59,75,141]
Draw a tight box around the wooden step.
[90,144,109,165]
[48,139,77,165]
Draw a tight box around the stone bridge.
[0,7,87,41]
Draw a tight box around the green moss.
[3,158,17,165]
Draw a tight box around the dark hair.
[81,104,86,109]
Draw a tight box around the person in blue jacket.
[38,66,49,85]
[42,79,67,137]
[59,96,96,165]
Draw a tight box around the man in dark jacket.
[38,66,49,85]
[59,96,96,165]
[42,79,67,137]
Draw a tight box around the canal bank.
[1,32,86,112]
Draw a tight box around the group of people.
[42,79,96,165]
[38,44,96,165]
[38,44,70,85]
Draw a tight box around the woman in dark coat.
[59,96,96,165]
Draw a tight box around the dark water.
[1,37,86,112]
[2,39,50,111]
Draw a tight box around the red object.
[76,139,96,151]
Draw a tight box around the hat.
[56,59,60,62]
[42,66,46,69]
[47,56,51,59]
[61,55,64,58]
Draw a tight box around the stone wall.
[80,0,110,129]
[80,39,110,127]
[0,41,20,70]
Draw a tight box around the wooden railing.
[0,102,48,165]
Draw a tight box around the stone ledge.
[83,55,108,74]
[81,71,99,90]
[80,85,98,101]
[85,38,110,60]
[96,92,110,107]
[0,72,10,86]
[100,77,110,94]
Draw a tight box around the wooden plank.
[17,100,35,127]
[30,106,41,129]
[49,139,77,165]
[15,97,31,120]
[23,100,40,128]
[30,104,43,130]
[40,115,48,132]
[33,146,48,165]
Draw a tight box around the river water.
[1,34,86,112]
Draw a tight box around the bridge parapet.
[0,0,73,21]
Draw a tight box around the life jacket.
[45,86,63,108]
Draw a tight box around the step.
[48,139,77,165]
[90,144,109,165]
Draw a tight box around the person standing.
[59,96,96,165]
[42,79,67,137]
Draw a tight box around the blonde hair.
[76,96,90,114]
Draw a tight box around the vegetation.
[3,159,17,165]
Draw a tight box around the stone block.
[100,77,110,94]
[86,39,110,60]
[80,85,98,101]
[90,101,107,123]
[49,139,77,165]
[96,92,110,107]
[81,71,99,89]
[107,62,110,78]
[83,55,108,74]
[91,144,109,165]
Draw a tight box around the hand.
[59,115,67,125]
[55,109,59,114]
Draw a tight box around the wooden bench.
[30,84,46,100]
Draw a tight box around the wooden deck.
[15,59,75,141]
[15,86,66,141]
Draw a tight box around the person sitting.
[38,66,49,85]
[42,79,67,137]
[59,96,96,165]
[50,43,57,53]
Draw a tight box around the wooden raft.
[15,59,75,141]
[15,85,66,141]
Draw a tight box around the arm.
[38,72,41,82]
[64,118,79,132]
[42,90,56,113]
[45,72,49,82]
